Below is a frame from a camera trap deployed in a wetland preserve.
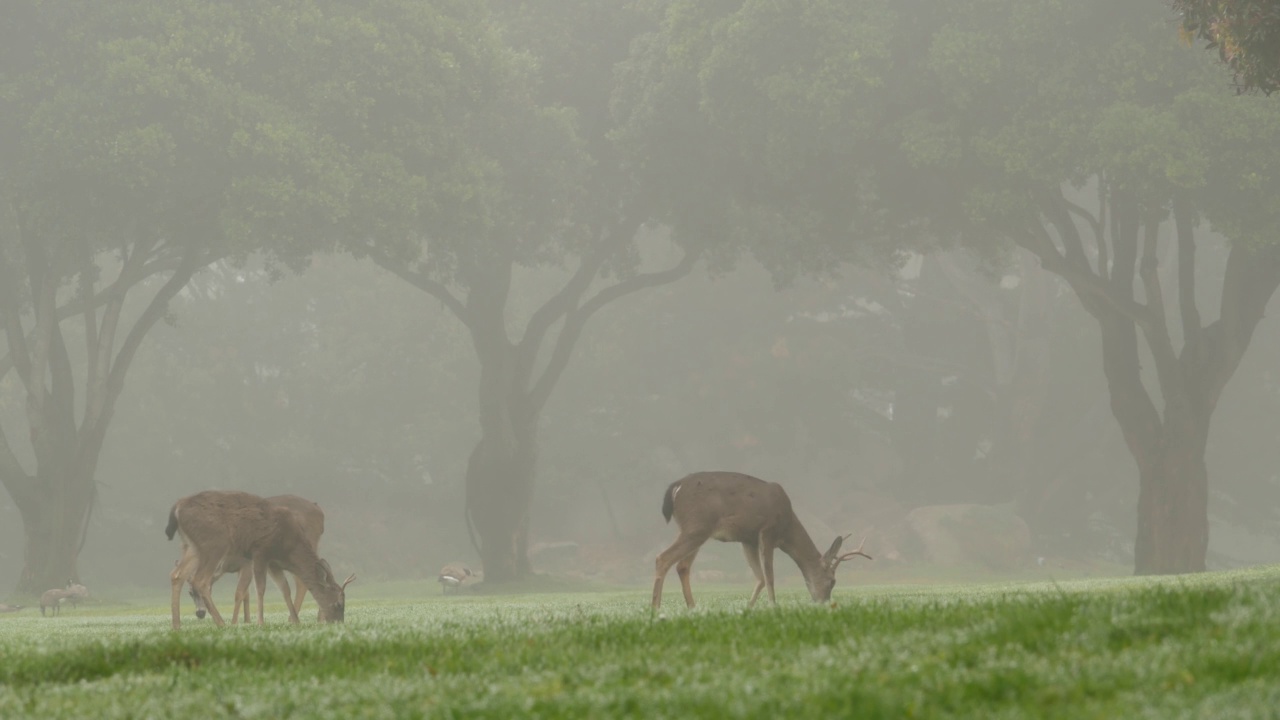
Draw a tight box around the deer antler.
[836,535,872,564]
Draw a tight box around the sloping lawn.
[2,567,1278,718]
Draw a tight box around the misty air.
[1,1,1278,717]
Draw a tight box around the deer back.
[172,490,274,564]
[265,494,325,550]
[666,472,799,543]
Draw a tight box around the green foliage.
[3,570,1280,717]
[1176,0,1280,94]
[615,0,901,274]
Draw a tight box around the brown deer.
[652,472,871,609]
[166,490,354,629]
[188,494,325,623]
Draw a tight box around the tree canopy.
[1175,0,1280,94]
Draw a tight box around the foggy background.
[2,239,1276,588]
[2,1,1279,594]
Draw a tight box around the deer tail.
[661,481,680,523]
[165,504,180,541]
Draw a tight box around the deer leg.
[652,532,709,609]
[759,536,778,606]
[270,566,299,624]
[232,566,253,625]
[675,547,701,609]
[291,574,309,618]
[242,565,254,624]
[192,569,226,627]
[742,541,767,608]
[171,552,197,630]
[188,583,208,620]
[253,558,270,626]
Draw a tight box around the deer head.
[807,534,873,602]
[310,559,356,622]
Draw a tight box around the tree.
[649,0,1280,574]
[0,3,344,592]
[1175,0,1280,94]
[910,0,1280,574]
[233,0,709,581]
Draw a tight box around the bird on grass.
[438,563,475,594]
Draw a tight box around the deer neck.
[776,515,825,586]
[289,545,338,611]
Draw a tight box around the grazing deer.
[652,472,871,609]
[188,494,325,623]
[166,490,354,629]
[39,582,89,616]
[0,603,24,613]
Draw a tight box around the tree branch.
[514,219,643,389]
[1172,196,1202,361]
[1021,203,1165,455]
[79,257,100,414]
[1199,242,1280,412]
[514,251,606,385]
[22,231,57,456]
[1135,212,1187,413]
[0,249,33,386]
[0,420,32,491]
[80,247,208,456]
[1109,189,1140,296]
[0,255,182,385]
[526,250,696,414]
[47,319,79,454]
[368,253,470,326]
[83,237,156,425]
[1097,172,1111,281]
[1060,194,1107,276]
[1038,190,1091,270]
[1019,222,1158,330]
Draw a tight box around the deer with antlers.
[166,490,353,629]
[652,472,871,609]
[187,494,326,623]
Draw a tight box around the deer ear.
[824,535,846,562]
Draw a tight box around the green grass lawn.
[3,567,1280,719]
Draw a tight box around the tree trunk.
[465,428,536,583]
[10,468,95,595]
[1024,186,1280,577]
[1132,410,1209,575]
[462,304,538,584]
[1133,448,1208,575]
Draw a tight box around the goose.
[437,564,474,594]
